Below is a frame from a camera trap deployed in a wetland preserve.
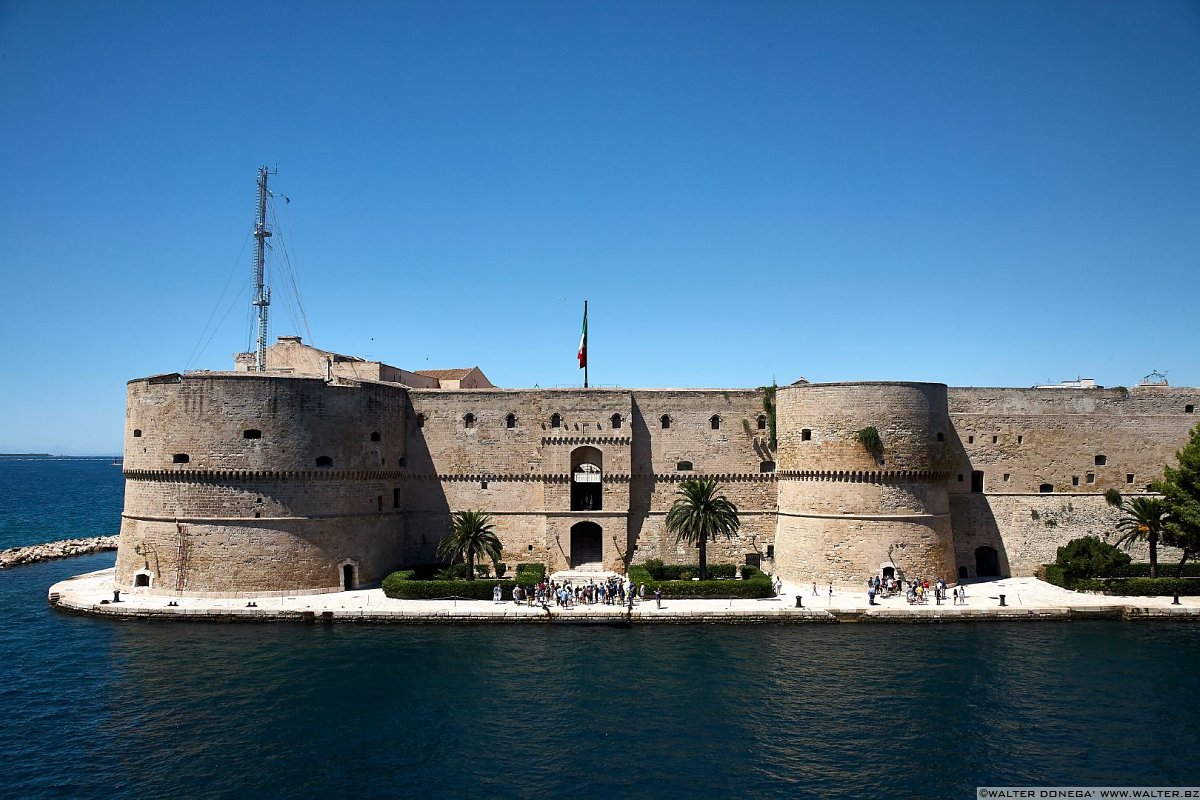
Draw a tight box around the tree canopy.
[1152,424,1200,577]
[437,510,502,581]
[665,477,741,581]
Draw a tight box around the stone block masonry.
[112,361,1199,596]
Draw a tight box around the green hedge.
[641,559,739,580]
[381,572,518,600]
[515,563,546,587]
[1041,565,1200,596]
[628,564,774,599]
[1067,577,1200,596]
[1107,562,1200,578]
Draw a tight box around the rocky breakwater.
[2,536,118,569]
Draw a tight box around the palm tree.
[665,478,740,580]
[1113,496,1169,578]
[437,510,502,581]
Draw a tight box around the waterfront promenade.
[49,569,1200,623]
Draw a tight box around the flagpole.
[583,300,589,388]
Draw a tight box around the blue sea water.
[0,455,124,549]
[2,458,1199,799]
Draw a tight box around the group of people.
[497,578,664,609]
[863,575,969,606]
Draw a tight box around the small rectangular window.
[801,429,811,441]
[1072,476,1080,487]
[766,545,775,559]
[481,480,488,489]
[1095,455,1107,466]
[1126,474,1134,484]
[1017,435,1023,445]
[393,488,401,509]
[967,435,974,444]
[1086,473,1095,484]
[992,435,998,444]
[1002,473,1010,482]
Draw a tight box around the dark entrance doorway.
[134,573,150,587]
[882,565,895,581]
[342,564,355,591]
[975,546,1000,578]
[570,447,603,511]
[958,565,969,580]
[570,521,603,568]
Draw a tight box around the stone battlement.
[112,345,1200,597]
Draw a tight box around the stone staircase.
[549,568,623,585]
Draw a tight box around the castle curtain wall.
[114,367,1200,595]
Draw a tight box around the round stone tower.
[115,372,408,596]
[774,382,956,587]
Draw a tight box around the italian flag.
[577,305,587,369]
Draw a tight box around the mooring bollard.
[999,594,1006,607]
[112,590,120,603]
[795,595,803,608]
[1173,593,1181,606]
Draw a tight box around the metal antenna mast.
[251,166,272,371]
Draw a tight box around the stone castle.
[114,336,1198,596]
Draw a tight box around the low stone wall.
[2,536,117,569]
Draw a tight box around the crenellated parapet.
[115,373,410,596]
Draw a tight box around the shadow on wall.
[945,425,1012,580]
[401,400,451,568]
[625,399,655,571]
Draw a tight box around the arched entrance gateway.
[975,546,1001,578]
[570,521,603,569]
[571,446,603,511]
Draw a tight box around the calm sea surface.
[2,458,1199,799]
[0,455,124,549]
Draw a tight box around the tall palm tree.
[665,478,740,580]
[437,510,502,581]
[1113,496,1169,578]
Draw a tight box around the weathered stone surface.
[1,536,117,569]
[112,363,1199,596]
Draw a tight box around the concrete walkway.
[47,569,1200,624]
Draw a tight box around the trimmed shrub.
[494,562,507,578]
[628,564,773,599]
[642,562,738,580]
[1055,536,1131,581]
[1091,577,1200,596]
[382,571,516,600]
[1107,562,1200,578]
[1041,564,1200,595]
[1043,564,1067,588]
[515,563,546,587]
[435,563,468,580]
[740,564,760,580]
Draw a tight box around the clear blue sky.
[2,1,1198,454]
